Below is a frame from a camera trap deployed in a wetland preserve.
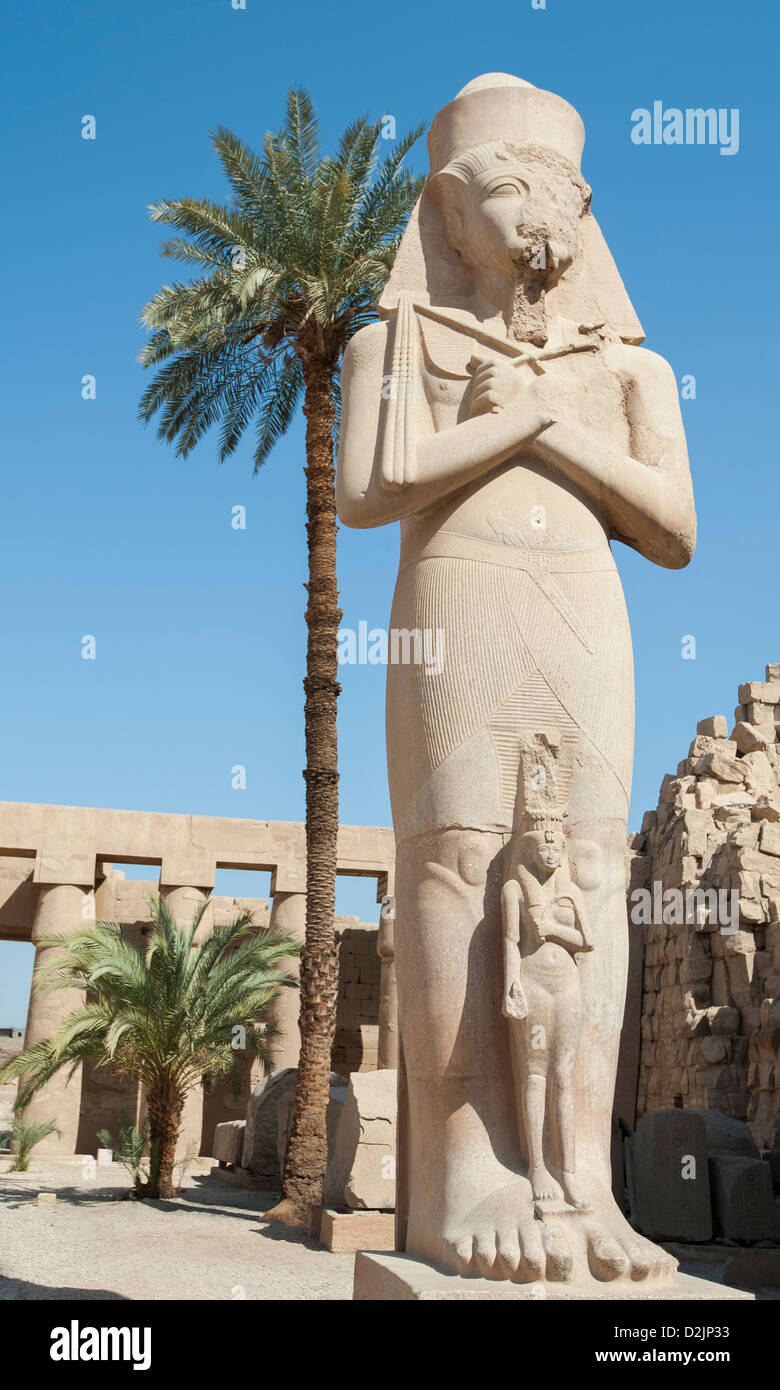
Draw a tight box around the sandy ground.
[0,1158,354,1300]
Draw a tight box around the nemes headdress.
[379,72,644,343]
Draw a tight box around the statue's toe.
[495,1225,522,1279]
[586,1229,628,1281]
[517,1217,546,1281]
[472,1229,498,1278]
[541,1223,573,1282]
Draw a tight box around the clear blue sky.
[1,0,777,1022]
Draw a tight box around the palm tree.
[7,1115,61,1172]
[137,90,423,1224]
[0,899,299,1198]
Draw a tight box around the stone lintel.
[0,803,393,878]
[33,848,96,889]
[352,1252,754,1301]
[159,857,217,890]
[270,863,306,895]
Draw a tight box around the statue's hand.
[469,360,554,438]
[502,977,527,1020]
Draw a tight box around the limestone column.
[267,879,306,1071]
[377,881,398,1071]
[160,859,216,1159]
[23,871,94,1155]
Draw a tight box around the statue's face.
[524,829,565,874]
[447,159,583,282]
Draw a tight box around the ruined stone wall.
[332,920,380,1075]
[632,666,780,1149]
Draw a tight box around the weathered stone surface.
[708,1154,775,1241]
[213,1119,245,1166]
[626,1110,712,1242]
[323,1068,397,1209]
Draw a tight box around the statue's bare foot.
[560,1170,591,1211]
[441,1181,573,1283]
[584,1185,677,1283]
[529,1165,563,1203]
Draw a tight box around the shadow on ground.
[0,1275,127,1301]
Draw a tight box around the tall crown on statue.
[427,72,585,175]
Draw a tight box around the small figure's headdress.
[515,730,567,834]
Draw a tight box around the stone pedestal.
[22,882,90,1153]
[353,1252,754,1301]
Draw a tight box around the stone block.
[693,752,745,785]
[708,1155,775,1240]
[732,722,775,755]
[739,681,780,706]
[697,716,728,739]
[625,1110,712,1241]
[213,1119,245,1166]
[320,1208,395,1253]
[759,822,780,857]
[323,1068,397,1210]
[699,1109,760,1158]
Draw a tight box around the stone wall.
[632,665,780,1149]
[332,922,380,1074]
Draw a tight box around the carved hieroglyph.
[338,73,697,1289]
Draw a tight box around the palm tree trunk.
[146,1082,184,1200]
[268,352,342,1227]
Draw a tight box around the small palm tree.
[8,1115,61,1171]
[138,90,423,1224]
[0,899,299,1198]
[97,1114,149,1196]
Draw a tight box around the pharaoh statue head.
[378,72,645,348]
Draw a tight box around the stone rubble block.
[697,716,729,739]
[708,1154,775,1241]
[323,1068,397,1210]
[213,1119,245,1167]
[626,1109,712,1242]
[732,722,775,755]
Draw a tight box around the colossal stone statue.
[338,74,700,1294]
